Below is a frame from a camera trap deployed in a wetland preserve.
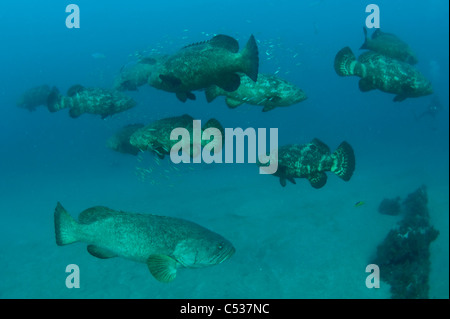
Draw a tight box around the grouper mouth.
[214,245,236,265]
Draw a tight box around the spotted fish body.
[148,34,259,102]
[17,85,53,112]
[47,86,136,119]
[205,73,307,112]
[114,55,169,91]
[54,203,235,283]
[261,139,355,188]
[360,27,418,65]
[129,114,224,159]
[334,47,432,102]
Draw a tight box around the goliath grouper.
[17,84,54,112]
[205,73,307,112]
[130,114,224,159]
[114,55,169,91]
[334,47,432,102]
[148,34,259,102]
[107,123,145,156]
[360,27,418,65]
[47,85,136,119]
[54,202,235,283]
[259,138,355,188]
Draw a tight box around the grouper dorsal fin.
[183,35,239,53]
[209,34,239,53]
[78,206,121,224]
[147,254,178,283]
[371,29,384,39]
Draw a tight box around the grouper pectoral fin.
[186,92,196,100]
[279,173,296,186]
[69,107,83,118]
[393,94,408,102]
[262,105,276,112]
[175,92,188,103]
[147,254,178,283]
[225,97,243,109]
[175,91,196,103]
[87,245,117,259]
[394,85,413,102]
[277,166,289,187]
[287,177,296,185]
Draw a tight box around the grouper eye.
[217,243,224,250]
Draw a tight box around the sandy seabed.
[0,148,448,299]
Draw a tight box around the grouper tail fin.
[240,34,259,82]
[334,46,359,77]
[54,202,79,246]
[47,86,62,113]
[331,141,355,182]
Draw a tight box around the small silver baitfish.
[54,203,235,283]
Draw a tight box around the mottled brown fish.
[335,47,432,102]
[107,123,145,156]
[205,73,307,112]
[114,55,169,91]
[17,84,53,112]
[360,27,418,65]
[148,34,259,102]
[130,114,224,159]
[259,139,355,188]
[47,85,136,118]
[54,202,235,283]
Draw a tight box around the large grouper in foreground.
[148,34,259,102]
[259,138,355,188]
[54,202,235,283]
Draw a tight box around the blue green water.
[0,0,448,298]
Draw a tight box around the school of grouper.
[17,27,433,283]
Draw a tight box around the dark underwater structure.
[372,185,439,298]
[378,196,402,216]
